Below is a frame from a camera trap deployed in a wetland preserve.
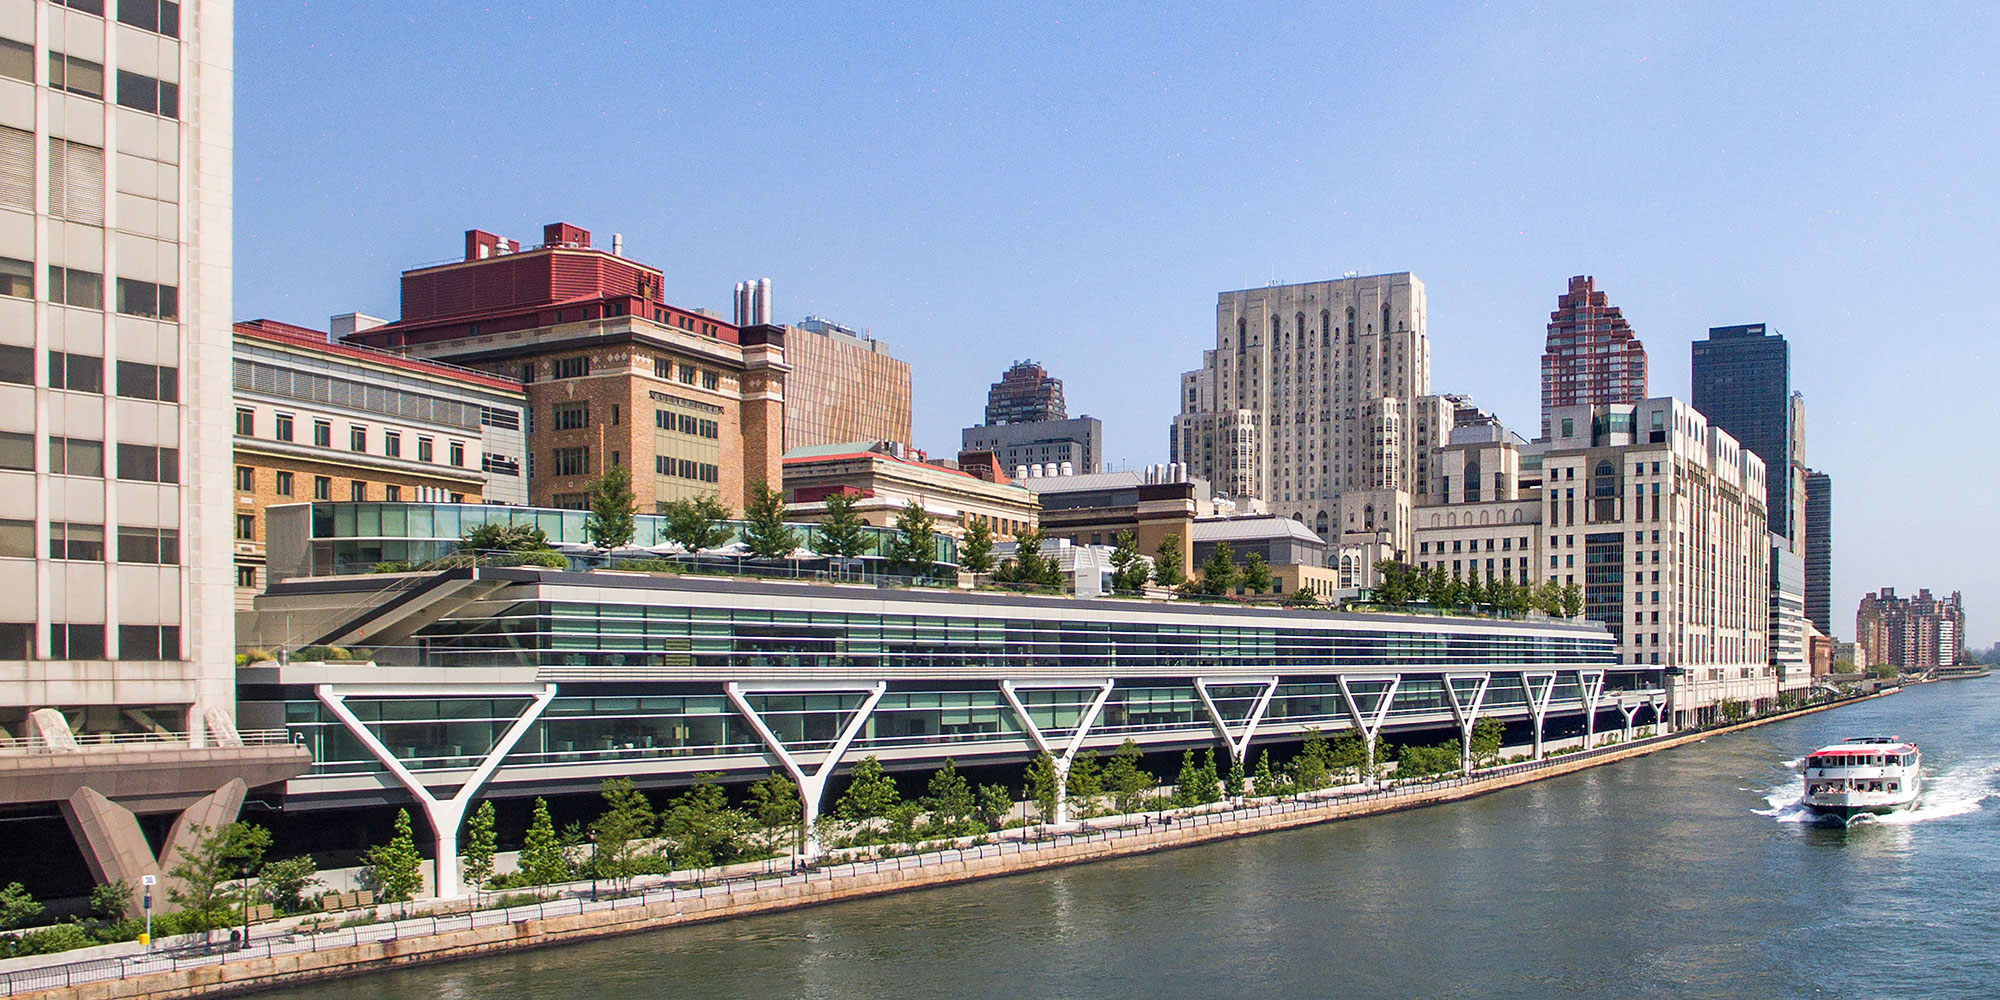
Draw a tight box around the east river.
[273,679,2000,1000]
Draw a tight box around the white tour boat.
[1801,736,1922,824]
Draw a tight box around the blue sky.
[236,2,2000,646]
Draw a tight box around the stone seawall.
[22,695,1876,1000]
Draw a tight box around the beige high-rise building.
[1170,273,1450,565]
[779,315,911,453]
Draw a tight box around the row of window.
[655,410,720,439]
[0,519,176,563]
[0,432,175,482]
[0,346,178,400]
[655,456,719,483]
[0,622,180,661]
[232,466,469,507]
[2,42,181,119]
[49,0,182,37]
[0,259,178,318]
[234,408,472,466]
[646,357,723,390]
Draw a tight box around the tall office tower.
[1803,470,1832,634]
[0,1,236,736]
[1539,276,1648,438]
[781,315,911,453]
[983,360,1066,425]
[1692,324,1803,546]
[1169,273,1443,553]
[1857,588,1965,670]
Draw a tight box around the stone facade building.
[344,224,787,515]
[781,316,911,453]
[781,441,1039,540]
[1856,587,1965,670]
[230,319,528,605]
[963,361,1101,476]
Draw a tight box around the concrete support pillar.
[999,679,1115,826]
[1336,676,1400,784]
[1443,674,1491,773]
[60,779,248,916]
[728,681,887,862]
[1193,676,1281,771]
[1576,670,1605,750]
[28,708,79,750]
[1522,672,1556,760]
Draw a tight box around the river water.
[275,679,2000,1000]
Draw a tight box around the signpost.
[140,874,156,950]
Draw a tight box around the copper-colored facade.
[778,319,912,453]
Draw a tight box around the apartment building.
[344,224,787,514]
[229,319,527,604]
[1539,275,1647,438]
[1856,587,1965,671]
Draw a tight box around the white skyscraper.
[1170,273,1451,563]
[0,0,237,741]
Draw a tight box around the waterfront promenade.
[0,692,1880,1000]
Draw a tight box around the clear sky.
[236,2,2000,646]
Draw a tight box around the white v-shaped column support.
[726,680,887,861]
[1193,676,1281,767]
[1616,697,1642,743]
[1336,675,1401,783]
[999,678,1115,825]
[1442,673,1491,772]
[317,683,556,899]
[1521,671,1557,759]
[1575,669,1606,749]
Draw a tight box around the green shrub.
[8,922,94,955]
[607,558,678,573]
[489,550,569,569]
[488,892,552,910]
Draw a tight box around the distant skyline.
[235,2,2000,645]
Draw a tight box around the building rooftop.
[234,319,527,395]
[1191,516,1322,545]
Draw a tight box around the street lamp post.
[140,874,155,950]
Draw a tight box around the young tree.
[887,502,938,578]
[583,463,638,551]
[1464,566,1487,609]
[1371,560,1410,606]
[746,772,803,857]
[1066,750,1102,815]
[1240,553,1273,596]
[1024,751,1061,822]
[1103,739,1154,815]
[519,797,569,887]
[923,759,977,832]
[1470,717,1506,769]
[0,882,43,931]
[1194,542,1239,597]
[365,809,425,906]
[975,783,1014,831]
[1287,586,1321,608]
[740,479,799,560]
[1193,749,1223,804]
[1223,756,1246,800]
[1151,534,1187,588]
[1253,750,1278,797]
[590,778,658,893]
[1532,579,1564,616]
[661,775,749,868]
[1172,749,1204,806]
[996,527,1062,588]
[460,522,552,553]
[1435,571,1465,610]
[835,756,901,826]
[1288,731,1330,791]
[167,821,271,931]
[660,495,734,553]
[255,856,319,915]
[814,492,870,578]
[959,518,996,575]
[461,800,497,894]
[1108,530,1150,593]
[1559,582,1585,618]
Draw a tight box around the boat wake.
[1754,760,1999,826]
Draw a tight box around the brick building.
[344,224,786,514]
[782,441,1039,540]
[1540,276,1647,439]
[230,320,527,605]
[1856,587,1966,671]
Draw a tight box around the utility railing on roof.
[0,729,295,756]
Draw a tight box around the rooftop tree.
[741,480,800,560]
[584,463,637,551]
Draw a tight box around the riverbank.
[6,692,1885,1000]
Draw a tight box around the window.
[552,356,588,379]
[348,481,366,502]
[519,363,534,383]
[48,351,102,392]
[552,402,589,430]
[235,407,254,436]
[478,406,520,430]
[0,431,29,470]
[349,426,366,452]
[115,361,178,402]
[654,456,719,483]
[117,624,179,660]
[0,258,31,299]
[47,266,102,308]
[0,39,30,83]
[0,129,26,211]
[234,513,254,540]
[482,453,521,477]
[449,441,465,466]
[385,484,401,501]
[48,52,104,98]
[58,0,106,16]
[552,447,589,476]
[50,624,105,660]
[49,437,103,476]
[0,622,27,659]
[49,139,105,224]
[384,431,401,458]
[313,420,331,448]
[417,436,433,462]
[678,364,696,385]
[0,518,30,558]
[116,443,177,483]
[274,470,293,496]
[115,279,177,320]
[0,345,28,386]
[273,412,293,441]
[115,69,178,118]
[552,492,588,510]
[312,476,331,500]
[654,357,673,379]
[50,522,104,560]
[236,565,257,588]
[701,370,719,390]
[234,465,253,491]
[118,0,181,37]
[116,525,178,564]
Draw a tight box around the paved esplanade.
[268,679,2000,1000]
